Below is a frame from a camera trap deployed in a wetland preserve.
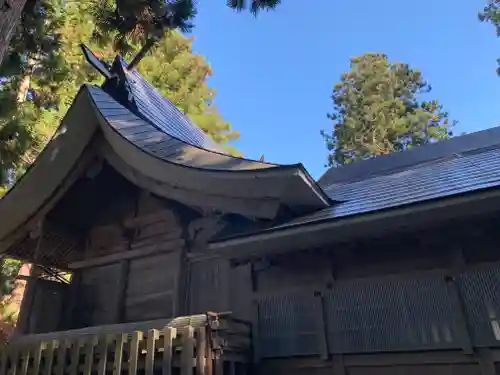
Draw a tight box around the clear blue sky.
[191,0,500,179]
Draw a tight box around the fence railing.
[0,312,252,375]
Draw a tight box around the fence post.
[162,327,177,375]
[128,331,143,375]
[145,329,159,375]
[44,340,57,375]
[112,333,127,375]
[181,326,194,375]
[195,327,206,375]
[96,335,109,375]
[83,336,98,375]
[69,339,81,375]
[32,342,44,375]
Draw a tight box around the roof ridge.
[319,127,500,187]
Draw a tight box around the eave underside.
[0,85,330,266]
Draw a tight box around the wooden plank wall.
[19,279,68,335]
[77,263,122,326]
[125,251,181,322]
[188,260,253,322]
[123,193,184,321]
[189,259,230,314]
[72,192,186,328]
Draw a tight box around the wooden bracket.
[187,211,226,251]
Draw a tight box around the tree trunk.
[0,67,34,335]
[0,0,28,68]
[16,69,31,103]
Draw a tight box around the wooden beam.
[68,238,184,269]
[102,143,281,219]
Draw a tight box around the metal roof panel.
[280,147,500,227]
[119,59,224,153]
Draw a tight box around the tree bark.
[16,69,31,103]
[0,0,28,68]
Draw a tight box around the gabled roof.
[0,48,331,258]
[118,58,223,153]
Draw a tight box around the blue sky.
[191,0,500,179]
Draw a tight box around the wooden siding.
[125,251,181,322]
[254,252,331,292]
[189,259,229,314]
[124,193,185,322]
[84,176,137,259]
[20,279,68,335]
[76,263,122,326]
[229,263,253,321]
[188,261,253,321]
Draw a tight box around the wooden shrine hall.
[2,45,500,374]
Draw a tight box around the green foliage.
[479,1,500,74]
[321,53,454,167]
[0,259,21,297]
[0,0,239,194]
[0,0,67,189]
[227,0,282,14]
[139,35,240,150]
[90,0,281,56]
[90,0,196,55]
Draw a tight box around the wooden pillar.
[445,275,474,355]
[15,220,44,336]
[61,270,81,330]
[313,291,329,360]
[446,245,474,355]
[114,260,130,323]
[14,275,35,335]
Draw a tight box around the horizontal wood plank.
[69,239,184,269]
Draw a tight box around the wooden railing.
[0,312,251,375]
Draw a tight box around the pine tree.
[0,0,282,69]
[479,1,500,74]
[321,53,454,167]
[90,0,281,68]
[1,0,239,195]
[138,34,240,151]
[0,0,67,190]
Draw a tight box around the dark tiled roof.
[318,126,500,187]
[279,146,500,227]
[87,85,276,170]
[118,59,224,153]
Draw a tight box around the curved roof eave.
[0,88,99,250]
[86,85,331,213]
[0,83,331,252]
